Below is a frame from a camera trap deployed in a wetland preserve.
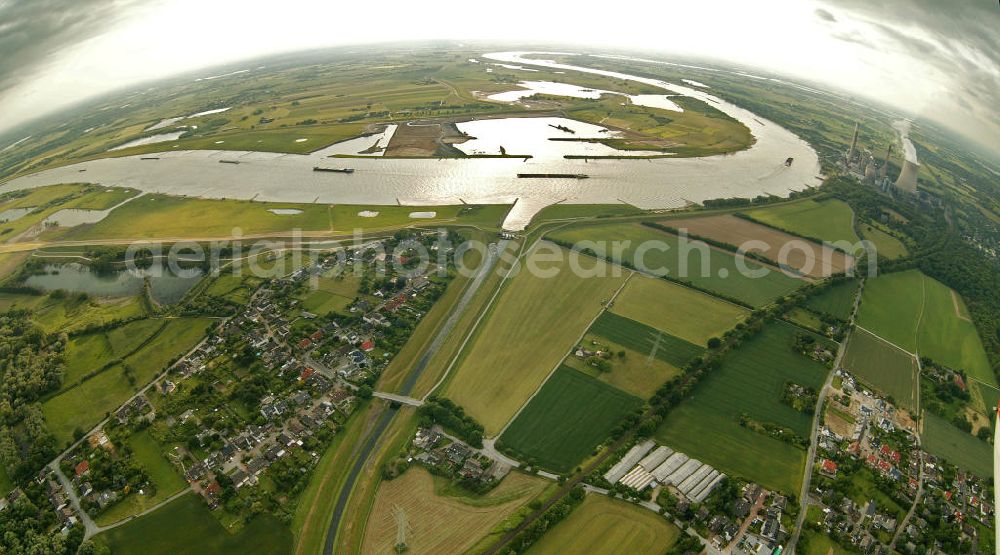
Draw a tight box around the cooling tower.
[895,160,919,193]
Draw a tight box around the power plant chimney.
[847,122,860,163]
[880,143,892,179]
[895,160,919,193]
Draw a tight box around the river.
[0,52,820,231]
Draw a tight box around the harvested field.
[842,328,919,412]
[361,468,546,555]
[667,214,854,277]
[442,244,628,435]
[384,121,470,157]
[609,275,747,346]
[527,494,680,555]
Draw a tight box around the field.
[609,274,747,345]
[94,493,292,555]
[589,312,704,369]
[742,198,861,245]
[567,329,683,398]
[921,412,993,478]
[62,319,167,388]
[655,321,833,494]
[529,203,645,224]
[360,467,547,554]
[805,279,858,320]
[859,222,908,259]
[527,494,680,555]
[498,366,643,472]
[43,318,213,444]
[857,270,996,406]
[842,328,919,412]
[95,431,188,526]
[785,307,824,332]
[295,275,364,316]
[548,222,804,307]
[800,529,858,555]
[63,194,511,240]
[667,214,854,277]
[0,291,145,334]
[442,244,628,435]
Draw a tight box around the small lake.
[315,125,398,156]
[488,80,684,112]
[109,132,185,151]
[25,262,204,304]
[268,208,303,215]
[0,207,35,222]
[455,117,663,158]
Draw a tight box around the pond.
[24,262,204,304]
[109,132,186,151]
[0,207,35,222]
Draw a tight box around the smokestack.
[847,122,859,162]
[895,160,919,193]
[880,144,892,179]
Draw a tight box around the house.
[820,459,838,477]
[298,338,312,349]
[75,460,90,478]
[360,340,375,352]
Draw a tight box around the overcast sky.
[0,0,997,149]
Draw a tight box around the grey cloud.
[815,8,837,22]
[0,0,150,95]
[831,30,876,49]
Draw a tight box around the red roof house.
[361,340,375,352]
[75,460,90,477]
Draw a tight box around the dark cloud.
[0,0,149,94]
[815,8,837,22]
[819,0,1000,145]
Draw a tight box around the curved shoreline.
[0,53,820,230]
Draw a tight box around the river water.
[0,52,820,230]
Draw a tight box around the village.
[25,233,458,533]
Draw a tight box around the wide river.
[0,52,820,230]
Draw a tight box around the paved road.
[788,278,864,554]
[890,436,924,549]
[322,241,507,555]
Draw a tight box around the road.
[371,391,423,406]
[889,436,924,549]
[322,240,507,555]
[787,278,865,554]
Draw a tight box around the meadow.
[742,198,861,245]
[529,203,644,224]
[667,214,854,277]
[804,279,858,320]
[0,291,145,334]
[526,494,680,555]
[62,319,167,388]
[95,431,188,526]
[921,412,993,478]
[859,222,908,259]
[609,274,747,346]
[43,318,213,444]
[548,222,804,307]
[360,467,546,554]
[94,493,292,555]
[442,244,628,435]
[842,328,919,412]
[655,321,833,494]
[567,331,682,399]
[857,270,996,406]
[497,366,643,472]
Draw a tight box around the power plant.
[839,121,916,195]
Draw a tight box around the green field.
[43,318,212,444]
[0,291,145,334]
[785,307,824,332]
[742,199,861,245]
[442,244,628,435]
[294,274,363,316]
[589,312,704,369]
[527,494,680,555]
[95,493,292,554]
[498,366,643,472]
[800,529,858,555]
[62,319,167,388]
[859,222,908,259]
[63,194,510,240]
[96,431,188,526]
[529,203,645,225]
[805,279,858,320]
[842,328,919,412]
[857,270,996,406]
[548,222,804,307]
[655,321,832,494]
[609,275,747,346]
[921,411,993,478]
[567,330,683,399]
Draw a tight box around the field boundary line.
[492,271,634,440]
[853,325,916,358]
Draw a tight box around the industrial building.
[605,442,725,503]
